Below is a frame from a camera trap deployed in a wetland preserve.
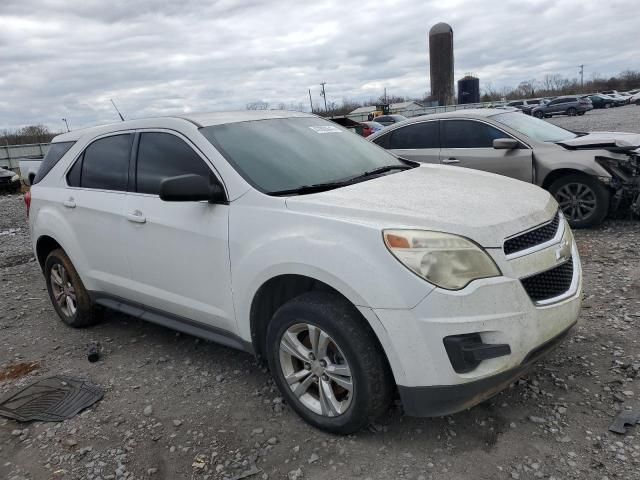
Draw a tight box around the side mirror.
[159,174,226,203]
[493,138,520,150]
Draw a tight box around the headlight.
[11,174,20,182]
[383,230,501,290]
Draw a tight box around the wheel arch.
[36,235,63,272]
[249,273,403,385]
[541,168,600,190]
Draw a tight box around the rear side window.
[388,122,439,149]
[67,134,132,191]
[442,120,506,148]
[33,141,75,184]
[136,132,211,195]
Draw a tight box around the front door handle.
[442,158,460,164]
[126,210,146,224]
[63,198,76,208]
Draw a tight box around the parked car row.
[0,166,22,193]
[507,88,640,117]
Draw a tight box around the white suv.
[26,111,582,434]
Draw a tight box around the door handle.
[126,210,146,224]
[442,158,460,164]
[63,198,76,208]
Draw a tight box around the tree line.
[1,125,59,146]
[246,69,640,117]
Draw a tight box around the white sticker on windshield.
[309,125,342,134]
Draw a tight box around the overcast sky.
[0,0,637,131]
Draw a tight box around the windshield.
[200,117,405,194]
[491,112,578,143]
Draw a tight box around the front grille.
[504,212,560,255]
[521,258,573,302]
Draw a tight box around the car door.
[63,132,133,297]
[123,130,235,333]
[371,120,440,163]
[439,119,533,182]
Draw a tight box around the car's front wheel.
[566,107,577,116]
[266,292,393,434]
[534,110,544,118]
[45,249,101,327]
[549,174,610,228]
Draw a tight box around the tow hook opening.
[443,334,511,374]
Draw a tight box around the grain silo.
[429,22,454,106]
[458,75,480,104]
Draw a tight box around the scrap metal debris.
[0,375,103,422]
[609,409,640,434]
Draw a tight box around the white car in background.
[27,111,581,433]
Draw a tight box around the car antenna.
[110,99,125,121]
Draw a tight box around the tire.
[548,174,610,228]
[266,291,393,434]
[45,248,101,328]
[566,107,577,116]
[605,103,611,109]
[533,110,544,118]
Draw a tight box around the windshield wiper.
[344,164,414,182]
[269,180,353,196]
[269,164,415,197]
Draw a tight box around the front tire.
[534,110,544,119]
[567,107,577,116]
[45,249,101,328]
[266,292,393,434]
[549,174,610,228]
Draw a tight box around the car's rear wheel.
[549,174,610,228]
[567,107,577,116]
[45,249,101,328]
[604,103,611,109]
[266,291,393,434]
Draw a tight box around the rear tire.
[567,107,577,116]
[548,174,610,228]
[45,249,101,328]
[266,291,393,434]
[605,103,611,109]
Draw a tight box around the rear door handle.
[63,198,76,208]
[442,158,460,164]
[126,210,146,224]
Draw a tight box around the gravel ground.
[547,104,640,133]
[1,108,640,480]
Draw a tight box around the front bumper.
[398,323,575,416]
[372,221,582,417]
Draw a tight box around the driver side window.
[135,132,212,195]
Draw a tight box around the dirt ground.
[1,106,640,480]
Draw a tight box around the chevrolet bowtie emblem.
[555,239,571,263]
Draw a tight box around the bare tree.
[246,101,269,110]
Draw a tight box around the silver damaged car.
[368,109,640,228]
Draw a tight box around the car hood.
[558,131,640,149]
[285,165,557,248]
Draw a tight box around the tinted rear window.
[388,121,439,149]
[33,141,75,184]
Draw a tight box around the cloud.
[0,0,637,130]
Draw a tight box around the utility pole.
[384,87,387,104]
[308,89,314,113]
[320,82,328,112]
[61,118,70,132]
[578,64,584,91]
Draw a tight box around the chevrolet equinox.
[27,111,582,434]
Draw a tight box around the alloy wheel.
[50,263,77,317]
[554,182,597,222]
[279,323,353,417]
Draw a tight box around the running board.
[90,292,253,354]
